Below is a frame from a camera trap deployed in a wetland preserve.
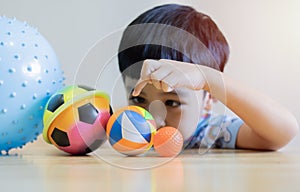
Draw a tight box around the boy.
[117,4,298,150]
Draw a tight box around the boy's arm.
[200,65,298,150]
[133,59,299,150]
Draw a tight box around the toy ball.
[106,106,157,156]
[43,85,111,155]
[0,16,64,153]
[153,126,183,157]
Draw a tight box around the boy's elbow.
[271,117,299,151]
[285,115,299,143]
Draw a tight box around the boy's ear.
[203,92,218,111]
[211,96,218,103]
[203,92,212,111]
[204,92,218,102]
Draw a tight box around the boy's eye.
[130,96,146,104]
[165,100,181,107]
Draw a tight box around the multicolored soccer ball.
[106,106,157,156]
[43,85,111,155]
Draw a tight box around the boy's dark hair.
[118,4,229,79]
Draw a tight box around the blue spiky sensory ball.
[0,16,64,154]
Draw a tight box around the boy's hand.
[132,59,208,96]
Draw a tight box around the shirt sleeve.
[213,116,244,149]
[184,115,243,149]
[202,115,243,149]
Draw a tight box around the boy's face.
[124,76,205,140]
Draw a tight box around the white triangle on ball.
[121,113,148,144]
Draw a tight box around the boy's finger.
[132,80,148,96]
[141,59,163,77]
[161,82,173,92]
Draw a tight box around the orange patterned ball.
[153,126,183,157]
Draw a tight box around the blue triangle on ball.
[109,113,124,145]
[123,110,151,143]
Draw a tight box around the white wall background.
[1,0,300,149]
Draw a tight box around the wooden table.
[1,137,300,192]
